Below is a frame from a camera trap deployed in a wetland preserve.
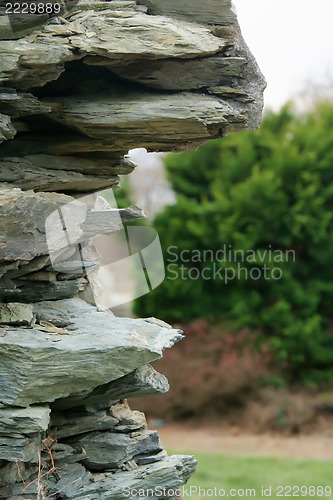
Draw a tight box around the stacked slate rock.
[0,0,265,498]
[0,298,195,498]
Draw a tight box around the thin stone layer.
[0,298,182,406]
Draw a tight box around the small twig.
[21,438,56,492]
[37,450,42,493]
[48,477,83,497]
[15,460,26,487]
[21,460,55,492]
[19,435,81,497]
[37,482,48,500]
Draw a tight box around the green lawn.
[168,451,333,499]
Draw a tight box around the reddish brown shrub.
[133,320,273,421]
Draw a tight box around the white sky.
[234,0,333,110]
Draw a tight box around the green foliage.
[134,101,333,383]
[113,178,133,209]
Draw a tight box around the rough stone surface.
[68,10,226,59]
[76,455,197,499]
[0,433,42,463]
[45,92,246,153]
[0,113,15,144]
[0,38,74,89]
[70,429,163,470]
[51,409,119,439]
[0,90,50,118]
[108,54,247,91]
[0,303,34,326]
[0,406,50,436]
[0,189,144,263]
[52,363,170,410]
[0,0,265,189]
[0,188,144,304]
[0,461,36,488]
[0,298,183,406]
[136,0,237,25]
[0,0,264,497]
[0,455,197,498]
[0,157,120,193]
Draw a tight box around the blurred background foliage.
[115,100,333,426]
[132,101,333,386]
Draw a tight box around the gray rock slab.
[0,462,91,498]
[0,154,135,176]
[76,455,197,499]
[68,10,225,60]
[0,13,40,41]
[69,429,163,470]
[48,463,92,498]
[136,0,237,25]
[0,189,144,262]
[0,38,74,90]
[0,113,16,144]
[0,433,41,463]
[0,90,51,118]
[106,55,247,91]
[50,401,146,439]
[0,133,130,158]
[32,301,74,328]
[0,189,72,262]
[0,405,50,436]
[230,25,266,130]
[3,256,50,280]
[0,157,120,193]
[0,260,19,278]
[0,298,183,406]
[51,409,119,439]
[135,450,167,465]
[0,461,36,487]
[0,303,34,326]
[0,277,87,303]
[52,364,169,410]
[45,92,244,151]
[0,8,225,89]
[0,455,197,498]
[52,442,88,464]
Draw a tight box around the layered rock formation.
[0,0,265,498]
